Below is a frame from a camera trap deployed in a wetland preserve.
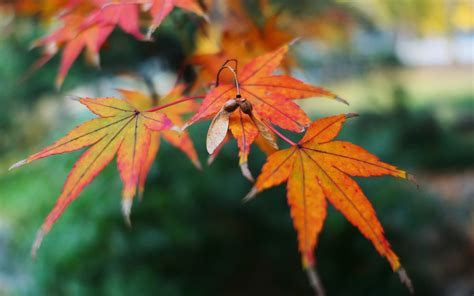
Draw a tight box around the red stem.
[215,65,240,95]
[262,119,297,146]
[145,95,204,112]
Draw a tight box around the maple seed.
[223,99,239,112]
[206,109,231,154]
[239,99,253,114]
[187,46,345,180]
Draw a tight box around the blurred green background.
[0,1,473,295]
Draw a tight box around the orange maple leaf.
[185,45,346,179]
[188,1,293,92]
[244,114,414,293]
[9,87,200,257]
[117,85,201,172]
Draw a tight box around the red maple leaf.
[31,0,206,87]
[185,45,346,179]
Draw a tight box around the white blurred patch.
[396,33,474,66]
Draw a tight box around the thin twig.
[215,65,240,96]
[220,59,238,74]
[261,119,296,146]
[215,62,240,94]
[145,95,204,113]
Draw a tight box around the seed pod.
[223,99,238,112]
[239,99,253,114]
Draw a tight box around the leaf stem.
[262,119,296,146]
[221,59,238,74]
[215,64,240,96]
[145,95,204,113]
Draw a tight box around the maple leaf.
[185,45,346,180]
[145,0,207,38]
[8,90,192,257]
[117,84,201,173]
[33,0,145,87]
[244,114,415,293]
[188,2,293,92]
[205,96,277,180]
[31,0,206,87]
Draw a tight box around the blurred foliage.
[355,0,474,34]
[0,0,473,295]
